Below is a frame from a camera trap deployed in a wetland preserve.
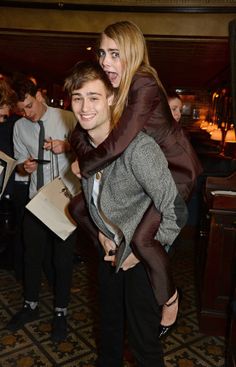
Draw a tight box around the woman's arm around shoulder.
[72,73,162,178]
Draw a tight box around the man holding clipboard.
[6,74,80,343]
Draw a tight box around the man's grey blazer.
[82,132,188,271]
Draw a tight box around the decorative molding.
[2,0,236,4]
[0,27,228,42]
[1,0,236,13]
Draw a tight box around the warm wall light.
[200,120,209,129]
[207,123,218,133]
[210,128,223,141]
[225,128,236,143]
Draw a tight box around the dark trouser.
[69,196,165,366]
[23,210,75,308]
[97,257,165,367]
[69,193,175,306]
[12,181,29,280]
[97,257,124,367]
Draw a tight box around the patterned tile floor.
[0,229,226,367]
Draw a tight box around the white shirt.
[92,171,123,246]
[13,106,80,198]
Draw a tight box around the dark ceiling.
[0,32,230,94]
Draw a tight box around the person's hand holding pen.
[43,137,70,154]
[23,157,38,173]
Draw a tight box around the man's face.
[17,91,46,122]
[71,79,113,144]
[0,104,10,123]
[98,34,123,88]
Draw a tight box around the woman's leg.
[131,203,178,327]
[131,203,175,305]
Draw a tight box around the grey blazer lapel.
[99,164,133,271]
[85,165,132,272]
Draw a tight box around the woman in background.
[167,89,183,123]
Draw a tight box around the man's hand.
[43,139,70,154]
[71,159,81,179]
[23,158,38,174]
[121,253,140,271]
[99,231,117,265]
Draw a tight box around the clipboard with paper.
[26,176,77,240]
[26,149,78,240]
[0,151,17,199]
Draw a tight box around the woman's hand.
[71,159,81,179]
[121,253,140,271]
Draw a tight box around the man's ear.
[35,90,44,103]
[108,93,114,106]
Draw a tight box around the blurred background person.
[167,90,183,123]
[0,76,21,272]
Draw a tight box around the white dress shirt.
[13,106,80,198]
